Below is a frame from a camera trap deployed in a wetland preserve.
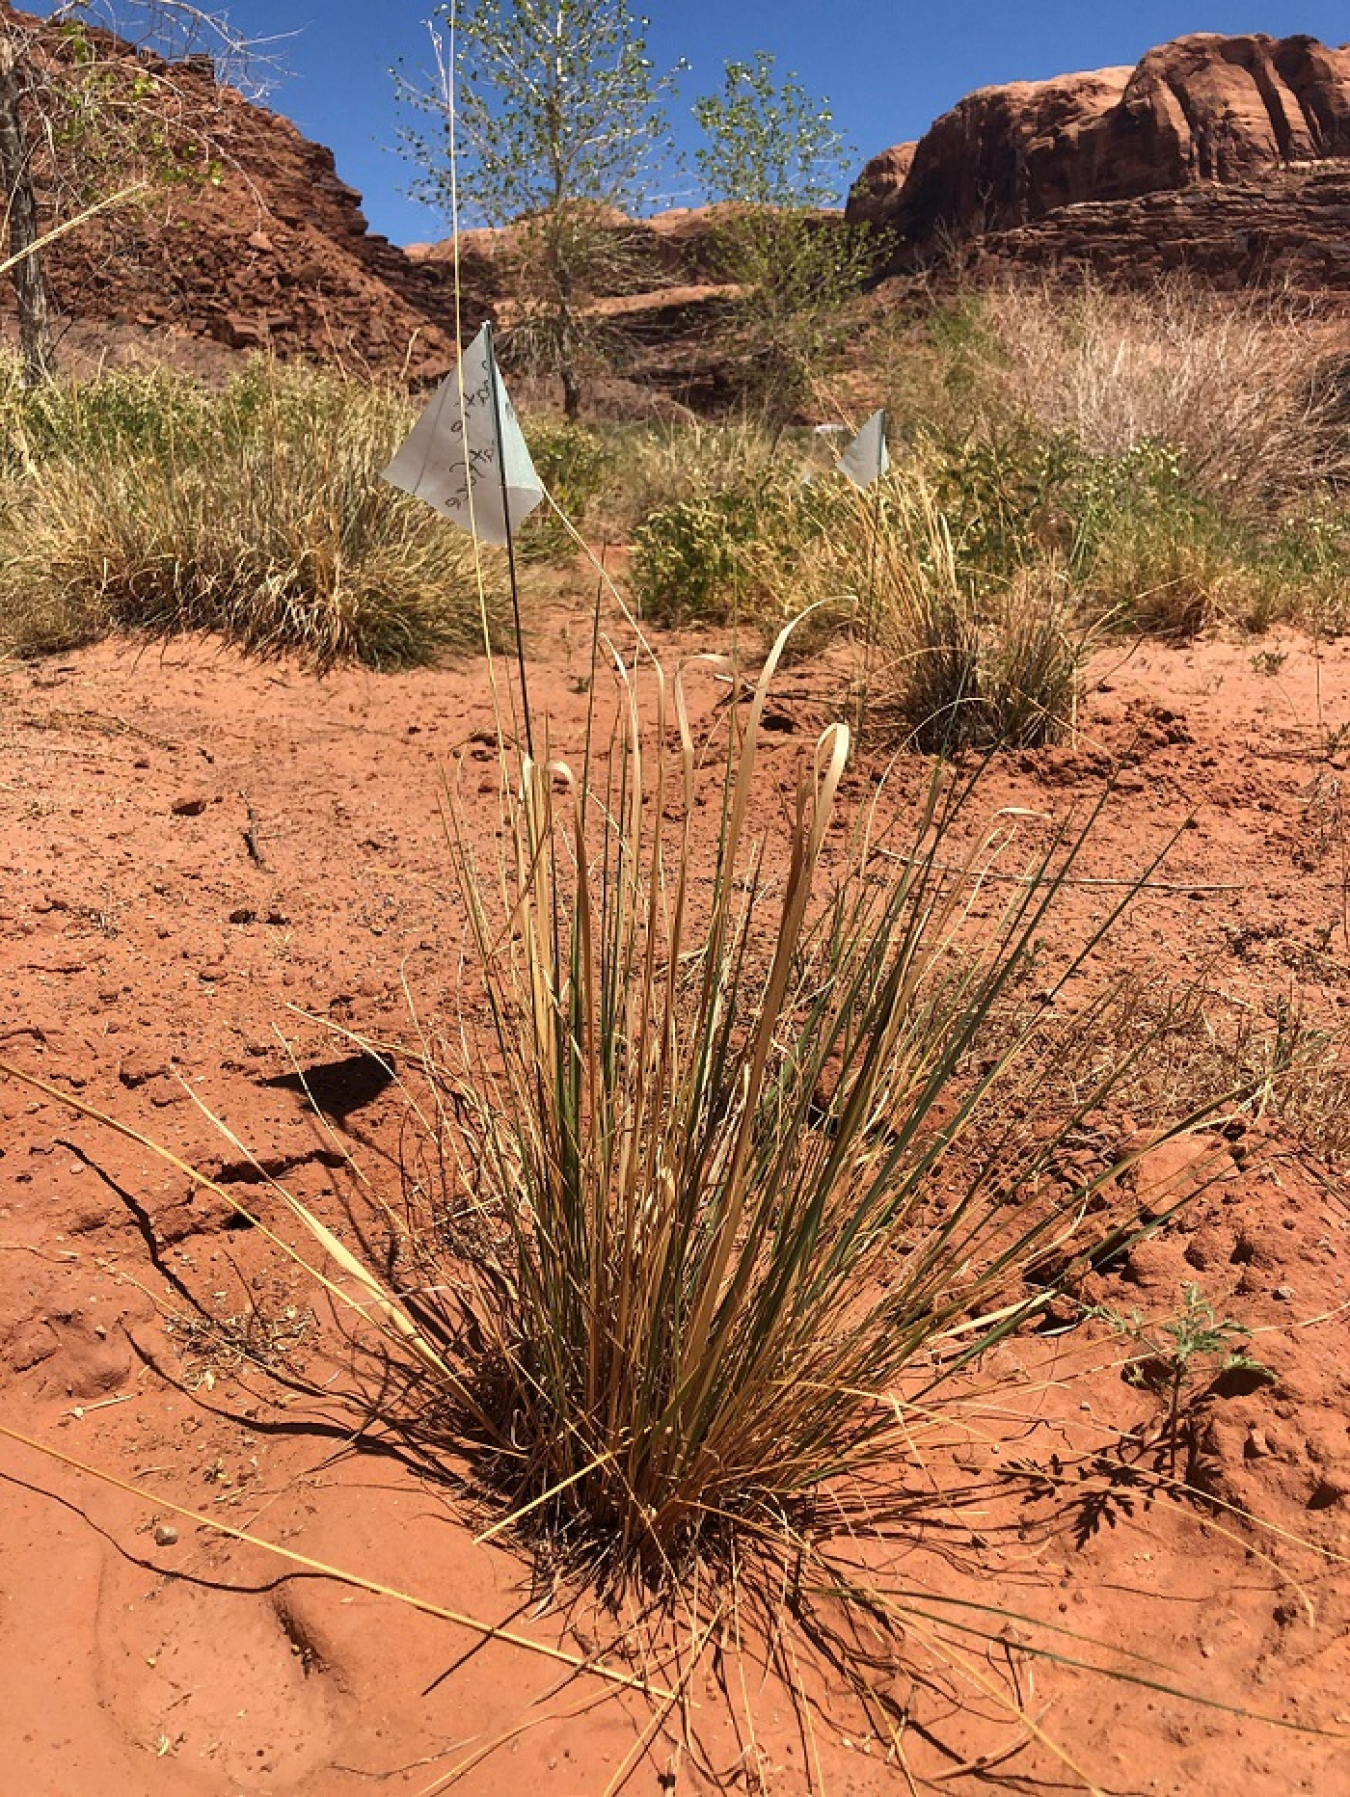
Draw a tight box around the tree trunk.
[0,32,57,386]
[560,354,581,422]
[556,296,581,420]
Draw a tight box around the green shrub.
[1255,505,1350,634]
[516,417,613,559]
[628,450,1090,738]
[926,427,1089,581]
[631,488,783,624]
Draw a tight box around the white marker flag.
[836,409,889,490]
[381,324,544,546]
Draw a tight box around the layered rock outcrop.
[957,167,1350,292]
[850,32,1350,275]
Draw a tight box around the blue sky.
[32,3,1350,243]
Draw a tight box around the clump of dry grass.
[975,955,1350,1180]
[862,488,1088,749]
[0,357,510,668]
[1100,974,1350,1167]
[931,278,1350,508]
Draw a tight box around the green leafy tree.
[694,52,880,422]
[397,1,680,420]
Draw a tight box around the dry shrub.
[981,962,1350,1173]
[975,279,1350,507]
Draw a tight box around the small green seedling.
[1249,649,1287,677]
[1095,1282,1274,1474]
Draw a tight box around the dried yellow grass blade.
[0,1060,453,1382]
[0,1422,673,1700]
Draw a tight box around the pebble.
[1273,1284,1295,1301]
[153,1522,179,1547]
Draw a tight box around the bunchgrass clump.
[281,626,1230,1586]
[861,486,1089,750]
[591,416,783,541]
[0,356,511,668]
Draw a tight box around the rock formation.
[406,205,745,302]
[957,167,1350,293]
[849,32,1350,278]
[0,5,465,377]
[840,142,917,228]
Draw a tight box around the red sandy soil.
[2,610,1349,1795]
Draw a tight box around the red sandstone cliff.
[0,6,465,376]
[849,33,1350,271]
